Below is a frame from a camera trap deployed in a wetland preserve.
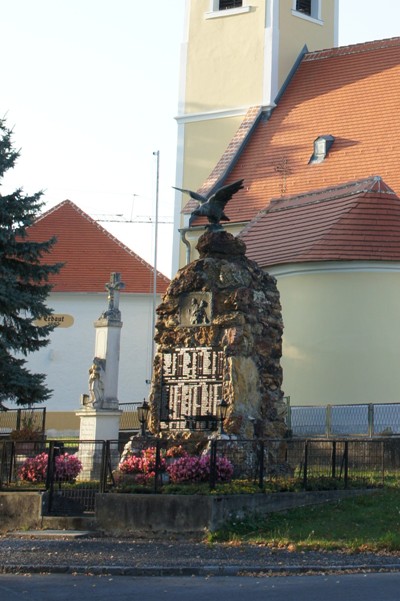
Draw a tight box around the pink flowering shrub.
[18,452,48,483]
[166,445,188,459]
[54,453,82,481]
[119,454,144,474]
[18,452,82,483]
[167,454,234,484]
[119,447,166,482]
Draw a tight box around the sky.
[1,0,400,277]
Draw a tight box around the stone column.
[77,273,124,479]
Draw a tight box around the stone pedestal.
[76,409,122,480]
[150,231,288,441]
[76,272,125,479]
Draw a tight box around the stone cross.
[101,272,125,319]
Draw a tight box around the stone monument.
[76,272,124,479]
[149,181,288,441]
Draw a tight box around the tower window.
[293,0,321,21]
[219,0,243,9]
[296,0,311,15]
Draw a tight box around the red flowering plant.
[166,445,188,459]
[18,452,48,483]
[54,453,82,482]
[167,454,234,484]
[118,446,166,483]
[119,454,144,474]
[18,452,82,483]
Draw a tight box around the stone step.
[40,515,97,532]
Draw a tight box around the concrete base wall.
[0,492,44,532]
[95,489,371,535]
[0,489,374,534]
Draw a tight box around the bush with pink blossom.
[119,454,144,474]
[18,452,82,483]
[18,452,48,483]
[54,453,83,481]
[167,454,233,484]
[166,445,188,459]
[118,447,166,482]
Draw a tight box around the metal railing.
[0,407,46,438]
[119,402,142,432]
[3,436,400,514]
[285,399,400,437]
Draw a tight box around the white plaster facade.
[25,291,160,412]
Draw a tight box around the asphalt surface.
[1,532,400,576]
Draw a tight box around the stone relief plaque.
[179,292,212,327]
[161,347,224,427]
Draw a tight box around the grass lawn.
[210,488,400,552]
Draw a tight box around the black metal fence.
[119,402,141,432]
[0,407,46,438]
[3,437,400,515]
[0,439,111,514]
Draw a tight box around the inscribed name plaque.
[161,347,224,428]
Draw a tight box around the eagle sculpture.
[174,179,244,230]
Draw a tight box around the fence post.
[303,440,309,489]
[42,408,47,439]
[99,441,108,493]
[381,440,385,485]
[0,443,6,489]
[45,441,56,514]
[154,439,162,493]
[344,441,349,488]
[8,442,15,484]
[258,440,265,489]
[326,405,332,438]
[16,409,22,432]
[285,397,292,431]
[368,404,374,437]
[331,440,336,479]
[209,439,217,490]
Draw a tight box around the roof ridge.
[268,177,396,213]
[34,200,170,284]
[240,178,398,247]
[303,183,399,258]
[304,36,400,61]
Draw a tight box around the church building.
[173,1,400,408]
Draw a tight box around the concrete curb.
[1,563,400,576]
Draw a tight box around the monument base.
[76,409,122,480]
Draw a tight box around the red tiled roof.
[191,36,400,226]
[240,177,400,267]
[26,200,170,293]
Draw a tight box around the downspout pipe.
[179,228,191,265]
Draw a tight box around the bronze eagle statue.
[174,179,244,230]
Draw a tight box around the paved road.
[2,572,400,601]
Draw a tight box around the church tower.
[173,0,339,270]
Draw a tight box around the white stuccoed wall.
[24,292,160,411]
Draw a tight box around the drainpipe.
[179,229,191,265]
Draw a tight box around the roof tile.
[193,38,400,228]
[240,178,400,266]
[27,200,170,293]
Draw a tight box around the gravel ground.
[1,534,400,576]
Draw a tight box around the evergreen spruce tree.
[0,119,62,406]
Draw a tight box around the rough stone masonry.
[149,230,288,440]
